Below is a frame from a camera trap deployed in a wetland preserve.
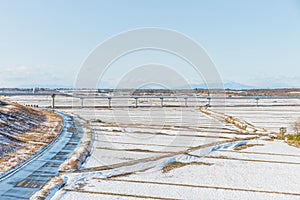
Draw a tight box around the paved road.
[0,112,83,200]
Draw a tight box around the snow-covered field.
[3,96,300,199]
[211,105,300,133]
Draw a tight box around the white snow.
[3,96,300,199]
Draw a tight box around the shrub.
[292,120,300,135]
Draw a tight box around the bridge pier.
[160,97,164,107]
[207,96,211,106]
[80,98,84,108]
[134,97,138,108]
[255,97,260,107]
[184,97,188,107]
[108,97,112,108]
[51,94,56,109]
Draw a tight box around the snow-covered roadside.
[30,116,93,200]
[59,119,93,172]
[29,176,67,200]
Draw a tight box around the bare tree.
[292,120,300,135]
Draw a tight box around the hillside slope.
[0,99,62,173]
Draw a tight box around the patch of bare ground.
[0,99,62,172]
[93,121,118,127]
[95,147,174,154]
[162,161,213,173]
[126,148,163,153]
[234,144,264,150]
[108,172,135,179]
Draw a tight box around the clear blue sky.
[0,0,299,88]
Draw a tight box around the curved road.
[0,112,83,200]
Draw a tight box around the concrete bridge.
[1,92,300,109]
[0,92,211,108]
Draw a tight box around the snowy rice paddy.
[3,96,300,199]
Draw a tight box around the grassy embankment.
[0,99,62,172]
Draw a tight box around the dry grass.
[126,148,158,153]
[162,161,212,173]
[286,134,300,148]
[0,100,62,172]
[108,172,135,179]
[234,144,264,150]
